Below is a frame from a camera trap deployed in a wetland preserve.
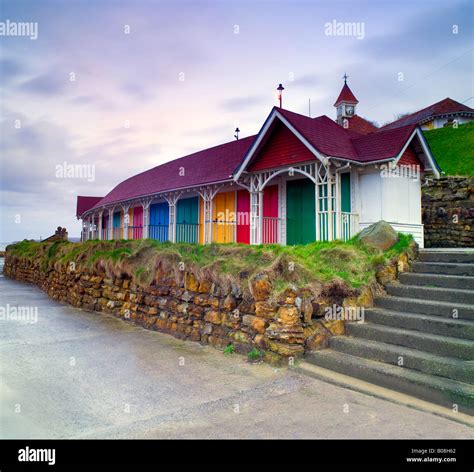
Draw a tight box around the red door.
[133,206,143,239]
[236,190,250,244]
[263,185,278,243]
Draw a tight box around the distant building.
[380,97,474,131]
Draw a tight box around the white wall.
[358,168,424,247]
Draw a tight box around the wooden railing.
[128,226,143,240]
[149,224,169,242]
[340,212,359,241]
[176,223,200,243]
[211,220,236,243]
[262,217,279,244]
[112,227,123,240]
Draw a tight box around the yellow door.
[212,191,235,243]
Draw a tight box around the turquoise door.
[286,179,315,245]
[340,173,351,240]
[341,173,351,213]
[112,211,122,239]
[149,202,169,241]
[176,197,199,243]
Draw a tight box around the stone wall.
[3,253,352,364]
[4,240,417,363]
[422,176,474,248]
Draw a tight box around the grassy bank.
[7,235,412,293]
[423,122,474,176]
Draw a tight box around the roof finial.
[343,72,348,84]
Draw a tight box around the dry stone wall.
[422,176,474,248]
[4,241,416,363]
[4,254,349,364]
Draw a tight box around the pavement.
[0,263,473,439]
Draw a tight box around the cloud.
[290,74,321,88]
[362,0,473,62]
[121,82,155,102]
[220,95,267,111]
[0,57,25,84]
[18,73,69,95]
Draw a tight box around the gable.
[398,143,425,170]
[248,121,315,172]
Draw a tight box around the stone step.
[375,296,474,320]
[365,308,474,340]
[329,336,474,384]
[346,323,474,360]
[399,272,474,290]
[412,262,474,277]
[386,284,474,305]
[305,350,474,415]
[418,251,474,264]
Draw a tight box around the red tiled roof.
[351,123,416,163]
[82,106,429,215]
[334,83,359,106]
[249,107,414,165]
[90,136,255,210]
[381,98,473,130]
[278,108,358,159]
[76,196,103,217]
[346,115,378,135]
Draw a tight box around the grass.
[224,344,235,355]
[6,233,413,293]
[247,348,263,361]
[423,122,474,176]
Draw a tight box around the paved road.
[0,266,472,439]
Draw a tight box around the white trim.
[415,128,441,179]
[392,128,440,178]
[233,109,328,181]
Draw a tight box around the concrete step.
[305,349,474,415]
[329,336,474,384]
[412,262,474,276]
[375,295,474,320]
[418,251,474,264]
[346,323,474,360]
[386,284,474,305]
[295,361,474,426]
[399,272,474,290]
[365,308,474,340]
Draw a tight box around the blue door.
[149,202,169,241]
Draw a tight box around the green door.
[341,173,351,213]
[176,197,199,243]
[340,173,351,241]
[286,179,315,245]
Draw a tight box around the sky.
[0,0,472,242]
